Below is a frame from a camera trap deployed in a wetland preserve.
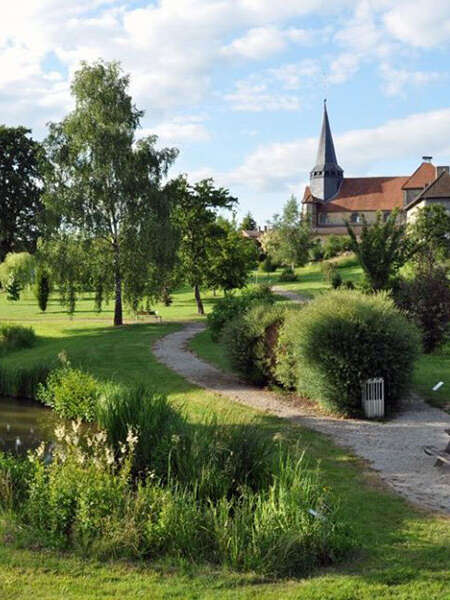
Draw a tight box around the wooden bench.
[136,310,162,323]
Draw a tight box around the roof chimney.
[422,155,433,163]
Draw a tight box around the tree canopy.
[0,125,44,262]
[43,60,178,325]
[262,196,311,270]
[169,176,237,314]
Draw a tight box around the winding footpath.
[154,289,450,515]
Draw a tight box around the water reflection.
[0,396,55,455]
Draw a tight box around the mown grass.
[0,283,449,598]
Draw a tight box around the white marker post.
[432,382,444,391]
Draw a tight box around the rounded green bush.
[223,303,286,385]
[276,290,421,416]
[37,366,100,421]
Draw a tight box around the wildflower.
[55,424,66,441]
[126,427,139,448]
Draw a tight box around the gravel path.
[154,321,450,514]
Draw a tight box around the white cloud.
[142,116,211,145]
[224,80,300,112]
[221,27,288,60]
[221,25,318,60]
[227,108,450,191]
[380,64,445,96]
[384,0,450,48]
[269,59,321,89]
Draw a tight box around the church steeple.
[310,101,343,201]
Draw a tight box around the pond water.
[0,397,55,455]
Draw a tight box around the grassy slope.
[0,286,449,599]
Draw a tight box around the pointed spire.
[310,102,343,202]
[314,100,338,167]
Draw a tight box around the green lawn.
[0,284,450,599]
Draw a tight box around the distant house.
[302,102,450,237]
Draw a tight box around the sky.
[1,0,449,224]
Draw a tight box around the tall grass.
[1,384,354,576]
[2,419,352,577]
[0,362,51,399]
[0,323,36,355]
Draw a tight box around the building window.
[318,213,328,225]
[383,211,390,222]
[350,212,361,224]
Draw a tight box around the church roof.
[405,170,450,210]
[402,161,436,190]
[306,176,409,212]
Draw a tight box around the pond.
[0,396,55,455]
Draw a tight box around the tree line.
[0,60,258,323]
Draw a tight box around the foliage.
[223,304,286,385]
[97,384,185,479]
[0,125,44,262]
[262,196,311,270]
[0,323,36,355]
[276,291,421,415]
[0,361,51,399]
[0,251,35,290]
[346,210,414,291]
[207,284,275,340]
[35,268,51,312]
[169,176,237,314]
[259,255,277,272]
[3,417,351,577]
[207,218,258,293]
[0,453,34,510]
[409,204,450,270]
[323,235,346,259]
[331,271,343,289]
[309,238,324,261]
[37,360,100,422]
[321,260,337,283]
[393,266,450,353]
[240,211,258,231]
[278,266,298,282]
[4,273,22,301]
[43,60,178,325]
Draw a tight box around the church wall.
[317,210,386,226]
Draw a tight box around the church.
[302,103,450,237]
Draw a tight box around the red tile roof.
[405,170,450,210]
[319,176,408,212]
[402,162,436,190]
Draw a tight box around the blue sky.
[1,0,449,224]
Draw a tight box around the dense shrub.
[279,267,298,282]
[0,361,50,399]
[223,303,287,385]
[259,255,277,272]
[0,453,34,509]
[321,261,337,283]
[0,323,36,355]
[276,290,421,416]
[309,239,324,262]
[393,267,450,353]
[5,419,352,576]
[207,284,275,340]
[97,384,185,479]
[331,271,342,289]
[37,364,101,421]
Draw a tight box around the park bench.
[423,429,450,467]
[136,309,162,323]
